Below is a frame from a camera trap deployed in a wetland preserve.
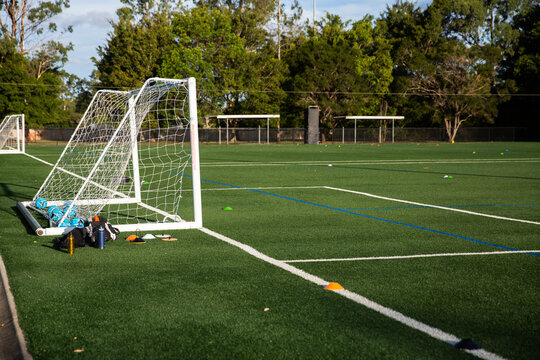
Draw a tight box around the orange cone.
[324,282,344,291]
[94,215,100,222]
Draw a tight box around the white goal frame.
[0,114,25,154]
[18,78,202,236]
[342,116,404,143]
[216,114,280,144]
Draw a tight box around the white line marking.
[201,158,540,167]
[0,255,32,360]
[193,186,326,192]
[199,227,506,360]
[325,186,540,226]
[283,250,540,263]
[24,152,54,166]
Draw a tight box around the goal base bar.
[17,201,202,236]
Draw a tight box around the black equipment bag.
[53,217,119,249]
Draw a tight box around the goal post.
[215,115,280,144]
[18,77,202,236]
[0,114,25,154]
[341,116,404,143]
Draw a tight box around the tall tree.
[161,5,246,116]
[94,0,175,89]
[0,1,71,126]
[0,0,72,78]
[498,2,540,127]
[282,14,393,139]
[378,1,435,127]
[163,1,286,125]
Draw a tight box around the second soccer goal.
[18,77,202,236]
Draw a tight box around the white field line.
[24,152,54,166]
[184,186,326,192]
[325,186,540,226]
[283,250,540,263]
[201,157,540,167]
[0,255,32,360]
[200,227,506,360]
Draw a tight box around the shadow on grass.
[12,205,37,236]
[41,244,67,254]
[0,182,39,201]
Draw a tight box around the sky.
[56,0,429,79]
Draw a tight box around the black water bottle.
[98,226,105,249]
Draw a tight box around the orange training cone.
[94,215,100,222]
[324,282,344,291]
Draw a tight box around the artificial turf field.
[0,142,539,359]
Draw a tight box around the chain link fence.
[27,126,538,145]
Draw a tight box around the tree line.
[1,0,539,141]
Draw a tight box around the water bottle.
[67,233,74,255]
[98,226,105,249]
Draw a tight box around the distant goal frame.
[0,114,25,154]
[341,116,404,143]
[215,115,280,144]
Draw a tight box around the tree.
[0,34,68,127]
[282,14,393,140]
[498,2,540,127]
[163,2,286,125]
[410,52,493,142]
[161,5,246,116]
[0,0,72,126]
[94,0,175,89]
[378,1,436,127]
[0,0,72,77]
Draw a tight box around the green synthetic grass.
[1,142,539,359]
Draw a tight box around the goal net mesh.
[0,114,24,152]
[34,78,195,227]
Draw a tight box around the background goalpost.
[18,77,202,236]
[216,115,280,144]
[0,114,25,154]
[343,116,404,143]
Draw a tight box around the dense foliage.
[1,0,538,139]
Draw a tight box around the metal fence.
[27,126,539,144]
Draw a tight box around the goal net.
[18,78,202,236]
[0,114,25,154]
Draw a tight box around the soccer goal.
[0,114,25,154]
[18,77,202,236]
[216,115,280,144]
[342,116,404,143]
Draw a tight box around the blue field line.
[175,172,539,257]
[344,203,540,211]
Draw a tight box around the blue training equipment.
[71,218,84,227]
[35,198,47,209]
[64,202,78,218]
[50,208,64,222]
[58,218,71,227]
[47,205,59,216]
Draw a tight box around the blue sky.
[57,0,428,79]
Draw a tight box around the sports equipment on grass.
[0,114,25,154]
[18,78,202,236]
